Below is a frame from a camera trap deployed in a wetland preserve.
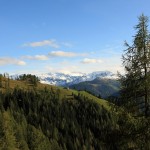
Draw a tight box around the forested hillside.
[70,78,120,99]
[0,75,149,150]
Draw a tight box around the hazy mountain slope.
[70,78,120,98]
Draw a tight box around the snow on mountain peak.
[38,71,117,86]
[11,71,117,86]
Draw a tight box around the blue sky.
[0,0,150,74]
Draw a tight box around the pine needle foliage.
[120,14,150,117]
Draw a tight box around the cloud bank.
[0,57,26,66]
[22,55,49,60]
[81,58,103,64]
[48,51,77,57]
[23,39,59,48]
[48,51,87,57]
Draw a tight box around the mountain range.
[36,71,117,86]
[11,71,120,98]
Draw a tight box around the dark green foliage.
[0,87,149,149]
[120,14,150,116]
[17,74,40,86]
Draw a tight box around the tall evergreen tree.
[0,75,2,88]
[121,14,150,116]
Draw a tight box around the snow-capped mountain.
[11,71,117,86]
[38,71,117,86]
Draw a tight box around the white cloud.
[0,57,26,66]
[49,51,77,57]
[81,58,103,64]
[49,51,87,57]
[15,60,26,66]
[23,39,59,48]
[23,55,49,60]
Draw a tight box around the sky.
[0,0,150,75]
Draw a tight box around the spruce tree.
[121,14,150,116]
[0,75,2,88]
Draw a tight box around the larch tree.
[121,14,150,117]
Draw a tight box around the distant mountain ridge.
[11,71,120,98]
[70,77,120,98]
[39,71,117,86]
[12,71,117,86]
